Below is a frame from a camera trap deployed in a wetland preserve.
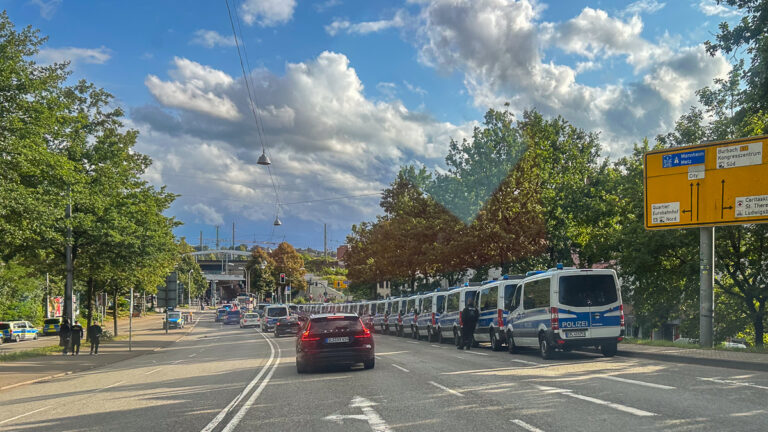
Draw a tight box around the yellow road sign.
[644,136,768,229]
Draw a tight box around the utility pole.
[45,273,50,318]
[199,230,203,252]
[324,223,327,264]
[700,227,715,347]
[64,187,74,325]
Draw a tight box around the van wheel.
[539,335,554,360]
[14,334,20,343]
[601,342,618,357]
[397,326,404,337]
[437,329,444,344]
[363,358,375,369]
[33,333,38,340]
[413,327,419,339]
[490,331,502,351]
[454,329,462,347]
[507,331,516,354]
[428,327,435,342]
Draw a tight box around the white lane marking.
[431,345,444,348]
[144,368,162,375]
[536,385,655,417]
[511,419,545,432]
[375,355,381,360]
[454,355,466,359]
[429,381,464,397]
[0,406,52,425]
[324,396,391,432]
[408,341,419,344]
[200,331,276,432]
[511,359,539,366]
[697,377,768,390]
[220,335,281,432]
[467,351,489,356]
[171,359,186,364]
[188,353,197,357]
[351,396,391,432]
[97,381,125,392]
[600,375,675,390]
[392,364,410,373]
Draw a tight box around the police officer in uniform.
[458,297,479,350]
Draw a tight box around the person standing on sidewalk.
[458,297,479,350]
[87,322,102,355]
[70,321,84,355]
[59,319,72,356]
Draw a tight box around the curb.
[619,348,768,372]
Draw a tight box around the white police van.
[415,291,445,342]
[437,285,480,346]
[474,275,524,351]
[401,295,419,338]
[505,267,624,359]
[373,299,390,333]
[387,297,407,336]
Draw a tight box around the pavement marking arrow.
[323,396,391,432]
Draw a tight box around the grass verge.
[0,344,62,362]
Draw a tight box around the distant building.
[336,244,349,263]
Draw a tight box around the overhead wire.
[223,0,282,222]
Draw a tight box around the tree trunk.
[86,278,94,329]
[754,313,764,347]
[113,290,119,337]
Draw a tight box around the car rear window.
[558,275,618,307]
[44,319,60,324]
[310,316,362,333]
[267,308,287,317]
[227,311,240,316]
[168,312,181,318]
[244,314,258,318]
[0,323,9,330]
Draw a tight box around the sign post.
[644,136,768,347]
[157,272,178,334]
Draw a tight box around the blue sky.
[3,0,741,251]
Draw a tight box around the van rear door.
[557,272,621,339]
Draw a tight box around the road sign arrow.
[323,413,369,424]
[323,396,391,431]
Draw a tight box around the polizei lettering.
[560,321,588,328]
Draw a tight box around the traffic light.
[279,273,286,284]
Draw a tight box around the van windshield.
[267,308,288,317]
[559,275,618,307]
[0,323,9,330]
[44,318,60,324]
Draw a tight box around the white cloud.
[404,81,427,95]
[145,57,241,120]
[376,82,397,99]
[698,0,741,17]
[37,46,111,66]
[28,0,61,19]
[186,203,225,225]
[134,52,474,226]
[240,0,296,27]
[191,29,236,48]
[412,0,730,154]
[623,0,665,16]
[326,11,406,35]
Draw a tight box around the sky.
[3,0,742,252]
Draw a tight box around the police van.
[373,299,390,333]
[415,291,445,341]
[401,295,419,338]
[474,276,524,351]
[437,285,479,346]
[505,267,624,359]
[387,297,406,336]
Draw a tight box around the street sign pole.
[700,227,714,347]
[129,286,134,351]
[165,279,169,335]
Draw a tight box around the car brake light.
[459,311,463,327]
[619,304,625,327]
[355,323,371,339]
[301,322,320,341]
[431,312,436,326]
[327,315,345,319]
[550,307,559,330]
[497,308,503,327]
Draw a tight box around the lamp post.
[187,269,193,307]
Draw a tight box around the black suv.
[274,316,300,337]
[295,314,374,373]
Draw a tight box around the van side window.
[436,295,445,313]
[504,284,517,311]
[446,293,459,313]
[422,296,432,313]
[391,301,399,314]
[524,278,550,310]
[481,286,498,312]
[465,290,477,306]
[407,299,415,313]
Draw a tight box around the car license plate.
[326,337,349,343]
[566,330,587,338]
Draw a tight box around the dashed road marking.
[97,381,125,392]
[0,406,52,426]
[511,419,545,432]
[467,351,489,356]
[429,381,464,397]
[510,359,539,366]
[392,364,410,373]
[144,368,162,375]
[698,377,768,390]
[536,385,655,417]
[600,375,675,389]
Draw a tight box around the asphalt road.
[2,314,767,432]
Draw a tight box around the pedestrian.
[59,319,72,356]
[87,322,103,355]
[70,321,84,355]
[458,297,479,350]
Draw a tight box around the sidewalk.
[0,311,204,391]
[619,342,768,372]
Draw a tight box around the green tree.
[247,247,276,299]
[270,242,307,300]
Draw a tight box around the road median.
[619,341,768,372]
